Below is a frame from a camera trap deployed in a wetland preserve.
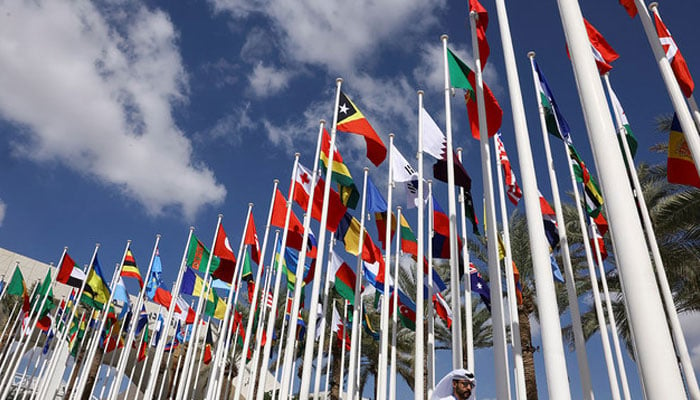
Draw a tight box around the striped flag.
[495,132,522,205]
[320,128,360,209]
[120,248,143,288]
[327,252,357,303]
[56,252,86,288]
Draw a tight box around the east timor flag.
[336,91,386,166]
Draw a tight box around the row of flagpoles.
[0,0,699,399]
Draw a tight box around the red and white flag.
[293,163,347,233]
[584,19,619,75]
[495,133,522,205]
[332,305,351,350]
[654,11,695,98]
[244,212,261,265]
[432,292,453,328]
[212,222,237,284]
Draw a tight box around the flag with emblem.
[336,91,387,166]
[667,114,700,188]
[211,223,236,283]
[293,163,347,233]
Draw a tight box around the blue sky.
[0,0,698,398]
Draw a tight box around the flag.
[374,211,396,249]
[468,0,489,67]
[81,256,111,310]
[0,279,4,297]
[68,313,87,357]
[469,263,491,311]
[619,0,637,18]
[336,90,387,166]
[388,288,417,330]
[667,114,700,188]
[654,11,695,98]
[120,248,143,288]
[320,128,360,209]
[446,48,503,139]
[137,323,149,362]
[244,212,261,265]
[181,267,205,297]
[366,175,387,214]
[34,270,56,321]
[282,246,315,290]
[497,233,523,304]
[532,59,572,143]
[293,163,347,233]
[7,266,30,332]
[421,107,473,190]
[362,312,380,341]
[432,292,453,328]
[328,252,357,303]
[495,132,522,205]
[582,19,619,75]
[593,212,609,236]
[56,252,86,288]
[203,323,214,364]
[590,221,609,261]
[270,189,313,256]
[112,277,130,307]
[331,305,351,350]
[567,144,604,216]
[608,84,638,159]
[241,250,255,303]
[187,234,220,274]
[146,249,163,300]
[432,195,464,259]
[174,296,195,324]
[390,143,422,208]
[211,223,236,283]
[539,193,560,250]
[398,213,418,257]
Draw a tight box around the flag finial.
[336,77,343,84]
[527,51,536,59]
[441,34,448,41]
[648,2,658,11]
[418,90,424,96]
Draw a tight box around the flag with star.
[336,90,387,166]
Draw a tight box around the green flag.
[447,48,474,91]
[187,234,220,274]
[7,266,27,298]
[33,271,56,317]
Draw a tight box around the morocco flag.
[446,48,502,140]
[654,11,695,98]
[336,91,387,166]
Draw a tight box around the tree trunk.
[519,295,538,400]
[80,344,104,400]
[330,341,342,400]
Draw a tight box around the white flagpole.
[273,300,288,388]
[324,300,335,397]
[456,148,474,373]
[313,234,335,400]
[108,234,162,400]
[191,317,210,394]
[256,155,303,400]
[157,322,178,399]
[338,301,348,399]
[142,227,194,400]
[588,217,631,400]
[210,204,253,399]
[525,51,594,400]
[177,215,224,400]
[492,135,527,400]
[468,11,510,399]
[415,91,425,400]
[345,167,369,400]
[297,81,346,400]
[389,206,402,400]
[557,0,687,397]
[604,73,700,400]
[377,133,395,400]
[490,0,573,396]
[440,34,464,370]
[638,2,700,174]
[426,181,436,400]
[244,183,283,400]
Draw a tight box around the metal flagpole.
[492,135,527,400]
[377,133,395,400]
[557,0,687,397]
[468,11,510,399]
[525,53,594,400]
[415,90,425,400]
[426,181,436,400]
[389,206,402,400]
[491,0,573,396]
[440,34,464,370]
[603,73,700,400]
[345,167,369,400]
[142,227,194,400]
[243,179,283,400]
[313,234,335,400]
[324,300,335,398]
[338,301,348,400]
[256,156,302,400]
[455,148,474,373]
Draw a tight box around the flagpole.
[492,135,527,400]
[425,181,436,400]
[524,51,594,400]
[245,178,283,400]
[256,158,302,400]
[142,227,194,400]
[345,167,369,400]
[177,215,224,400]
[413,90,426,400]
[72,240,131,400]
[377,133,395,400]
[456,148,474,373]
[603,74,700,400]
[468,11,509,398]
[312,234,334,400]
[557,0,687,397]
[490,0,573,397]
[324,300,335,397]
[388,206,401,400]
[108,235,162,400]
[339,300,348,399]
[212,204,253,400]
[297,81,346,400]
[440,34,465,371]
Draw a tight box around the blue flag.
[366,176,387,213]
[533,60,572,143]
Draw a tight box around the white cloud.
[679,311,700,372]
[0,0,225,219]
[0,199,5,227]
[248,62,293,97]
[210,0,446,75]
